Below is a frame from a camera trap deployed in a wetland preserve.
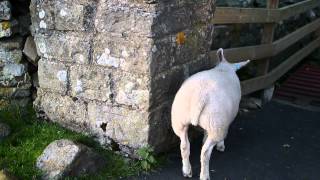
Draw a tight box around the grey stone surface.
[34,32,91,64]
[3,63,25,77]
[38,59,68,94]
[36,139,106,180]
[0,49,22,66]
[0,66,31,87]
[0,1,11,20]
[23,36,39,65]
[0,0,32,104]
[30,0,96,32]
[88,101,149,149]
[32,0,216,155]
[0,122,10,139]
[70,65,111,102]
[0,36,23,50]
[93,32,152,73]
[34,89,89,132]
[0,84,31,98]
[113,71,149,109]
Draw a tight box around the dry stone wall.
[0,0,36,106]
[31,0,215,155]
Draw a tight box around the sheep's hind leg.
[200,137,216,180]
[216,140,225,152]
[202,131,208,145]
[180,126,192,178]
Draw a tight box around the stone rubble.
[36,139,106,180]
[23,36,39,65]
[0,0,36,105]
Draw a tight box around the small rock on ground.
[0,122,11,139]
[0,169,17,180]
[36,139,106,180]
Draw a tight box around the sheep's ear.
[232,60,251,71]
[217,48,224,62]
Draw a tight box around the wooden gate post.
[258,0,279,103]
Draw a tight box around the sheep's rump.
[171,69,241,136]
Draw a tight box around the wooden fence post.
[257,0,279,103]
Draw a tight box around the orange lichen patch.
[1,21,10,30]
[176,32,186,45]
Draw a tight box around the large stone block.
[0,1,11,20]
[34,32,91,64]
[54,0,96,31]
[36,139,106,180]
[30,0,55,31]
[23,36,39,65]
[30,0,96,32]
[70,65,111,102]
[150,24,214,75]
[113,71,149,110]
[93,33,152,73]
[38,59,68,94]
[34,89,89,132]
[31,0,216,155]
[95,0,154,36]
[88,101,149,149]
[95,0,214,37]
[151,5,197,37]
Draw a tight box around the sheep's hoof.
[200,178,210,180]
[182,170,192,178]
[199,175,210,180]
[216,145,225,152]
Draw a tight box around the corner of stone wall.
[147,0,216,152]
[31,0,154,155]
[31,0,216,156]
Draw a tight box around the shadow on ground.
[131,101,320,180]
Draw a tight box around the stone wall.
[31,0,215,154]
[0,0,37,106]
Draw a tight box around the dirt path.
[131,101,320,180]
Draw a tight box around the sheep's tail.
[190,92,207,126]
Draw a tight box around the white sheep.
[171,48,250,180]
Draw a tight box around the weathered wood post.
[30,0,215,155]
[258,0,279,103]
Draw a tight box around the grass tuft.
[0,103,163,179]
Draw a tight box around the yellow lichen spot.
[0,99,9,110]
[176,32,186,45]
[1,21,10,30]
[122,141,129,145]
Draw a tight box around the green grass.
[0,103,161,179]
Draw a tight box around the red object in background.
[274,64,320,106]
